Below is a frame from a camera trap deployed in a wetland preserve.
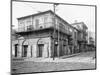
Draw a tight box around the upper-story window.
[26,19,33,31]
[59,23,65,29]
[27,20,31,26]
[69,28,72,33]
[59,23,62,29]
[35,19,39,28]
[74,31,77,39]
[19,21,23,24]
[59,22,65,32]
[55,19,59,27]
[65,25,68,32]
[18,20,25,31]
[19,20,24,26]
[44,15,48,23]
[44,16,48,28]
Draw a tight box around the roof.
[71,22,84,25]
[17,10,70,25]
[17,10,78,30]
[17,10,80,33]
[17,10,51,20]
[71,22,88,29]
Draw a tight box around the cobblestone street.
[12,51,96,74]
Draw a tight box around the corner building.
[12,10,78,59]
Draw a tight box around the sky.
[12,1,95,33]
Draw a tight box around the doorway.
[38,44,44,57]
[23,45,28,57]
[15,44,18,57]
[54,45,58,57]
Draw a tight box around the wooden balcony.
[16,22,72,36]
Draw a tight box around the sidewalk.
[24,52,81,62]
[24,51,95,63]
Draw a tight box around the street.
[12,51,96,74]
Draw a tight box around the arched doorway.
[37,38,44,57]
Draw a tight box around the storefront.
[12,37,51,58]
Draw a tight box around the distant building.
[87,31,95,45]
[87,31,95,51]
[12,10,86,59]
[71,21,88,52]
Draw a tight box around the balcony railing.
[16,22,72,35]
[16,22,53,32]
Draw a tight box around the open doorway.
[23,45,28,57]
[15,44,18,57]
[38,44,44,57]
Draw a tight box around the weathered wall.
[12,37,51,58]
[18,13,53,32]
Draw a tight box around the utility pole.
[53,3,59,60]
[58,18,60,57]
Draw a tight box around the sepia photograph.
[11,0,96,74]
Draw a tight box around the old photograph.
[11,0,96,74]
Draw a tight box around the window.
[27,25,33,31]
[44,16,48,23]
[59,23,65,32]
[19,20,24,25]
[44,16,49,28]
[27,21,31,26]
[65,25,68,32]
[54,45,58,57]
[35,19,39,28]
[55,19,58,25]
[69,28,72,33]
[19,21,25,31]
[74,31,77,39]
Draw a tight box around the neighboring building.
[12,10,84,59]
[71,22,88,52]
[87,31,95,51]
[87,31,95,45]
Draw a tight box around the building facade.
[12,10,83,59]
[71,22,88,52]
[87,31,95,51]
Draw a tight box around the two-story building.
[12,10,79,59]
[71,22,88,52]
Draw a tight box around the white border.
[0,0,99,75]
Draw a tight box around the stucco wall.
[12,37,51,58]
[18,13,53,32]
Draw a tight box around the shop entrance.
[23,45,28,57]
[15,44,18,57]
